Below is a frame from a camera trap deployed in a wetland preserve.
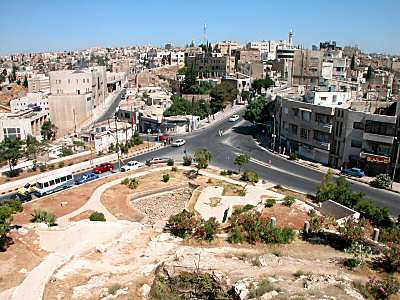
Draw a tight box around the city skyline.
[1,0,399,55]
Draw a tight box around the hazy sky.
[1,0,399,55]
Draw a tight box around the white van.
[35,170,74,197]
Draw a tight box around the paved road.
[3,109,400,216]
[95,90,124,124]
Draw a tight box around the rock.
[19,268,27,274]
[261,290,279,299]
[267,277,278,283]
[17,227,28,235]
[96,244,107,253]
[234,279,250,300]
[140,284,151,297]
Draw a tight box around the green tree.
[182,66,197,93]
[234,154,250,173]
[210,81,238,113]
[0,200,23,250]
[350,54,356,70]
[23,75,28,88]
[366,66,373,81]
[194,149,212,173]
[252,76,275,93]
[41,120,57,141]
[241,90,251,102]
[244,96,268,123]
[25,135,41,160]
[0,138,24,175]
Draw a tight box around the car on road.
[229,115,240,122]
[145,157,169,166]
[158,134,170,142]
[341,167,365,178]
[18,182,36,195]
[12,192,32,202]
[75,172,99,184]
[120,160,144,172]
[172,139,186,147]
[92,162,114,174]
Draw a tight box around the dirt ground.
[271,185,316,203]
[0,229,47,294]
[261,203,310,230]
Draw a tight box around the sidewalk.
[255,132,400,194]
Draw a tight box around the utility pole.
[391,138,400,189]
[272,114,276,152]
[114,115,121,170]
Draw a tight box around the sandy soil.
[261,203,310,230]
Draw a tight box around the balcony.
[314,140,331,150]
[363,132,395,145]
[316,122,333,132]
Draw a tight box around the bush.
[121,178,139,189]
[171,166,178,172]
[248,279,276,299]
[339,218,370,246]
[238,189,246,196]
[48,164,55,170]
[366,277,400,299]
[162,174,170,182]
[383,243,400,273]
[288,152,298,160]
[283,195,296,207]
[371,173,392,189]
[228,210,295,245]
[194,217,219,241]
[379,224,400,244]
[240,171,259,183]
[264,198,276,208]
[166,210,198,239]
[89,211,106,222]
[30,209,56,226]
[167,159,174,166]
[183,155,192,166]
[343,258,361,270]
[57,161,65,168]
[39,164,47,172]
[220,170,228,176]
[108,283,121,295]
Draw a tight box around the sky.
[0,0,399,55]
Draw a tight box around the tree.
[194,149,212,173]
[25,135,41,160]
[41,120,57,141]
[366,66,373,81]
[350,54,356,70]
[371,173,392,189]
[244,96,268,123]
[0,138,24,175]
[241,90,251,102]
[23,75,28,88]
[182,66,197,93]
[252,76,275,93]
[234,154,250,173]
[0,200,23,250]
[210,81,238,113]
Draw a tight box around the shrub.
[171,166,178,172]
[248,279,276,298]
[226,170,234,175]
[48,164,55,170]
[30,209,56,226]
[343,258,361,270]
[162,174,170,182]
[167,159,174,166]
[166,210,198,239]
[194,217,219,241]
[371,173,392,189]
[108,283,121,295]
[366,277,400,299]
[238,189,246,196]
[89,211,106,222]
[121,178,139,189]
[57,161,65,168]
[339,218,369,246]
[383,243,400,273]
[294,270,305,278]
[379,224,400,244]
[39,164,47,172]
[183,155,192,166]
[264,198,276,208]
[283,195,296,207]
[240,171,259,183]
[220,170,228,176]
[288,152,298,160]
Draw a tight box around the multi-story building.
[237,49,261,64]
[185,52,235,78]
[9,92,49,113]
[215,41,240,56]
[28,73,50,93]
[292,49,323,86]
[48,67,107,135]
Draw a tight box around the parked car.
[172,139,186,147]
[75,172,99,184]
[13,192,32,202]
[120,160,144,172]
[18,182,36,195]
[341,167,365,178]
[92,162,114,174]
[229,115,240,122]
[145,157,169,166]
[158,134,170,142]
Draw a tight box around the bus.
[35,171,74,197]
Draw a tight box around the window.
[300,128,310,140]
[302,111,311,122]
[365,120,396,136]
[351,140,362,148]
[49,180,55,186]
[44,182,49,188]
[320,97,327,101]
[353,122,364,130]
[314,130,330,143]
[55,178,61,184]
[332,95,337,102]
[61,176,66,182]
[292,108,299,117]
[289,124,298,135]
[67,175,72,180]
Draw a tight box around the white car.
[229,115,240,122]
[172,139,186,147]
[120,160,143,172]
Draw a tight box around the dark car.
[145,157,169,166]
[341,167,365,178]
[13,192,32,202]
[75,172,99,184]
[93,162,114,174]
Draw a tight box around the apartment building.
[185,52,235,78]
[215,41,240,56]
[0,110,50,142]
[330,101,399,176]
[237,49,261,64]
[28,73,50,93]
[48,67,107,135]
[292,49,323,86]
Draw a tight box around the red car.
[93,162,114,174]
[159,134,170,142]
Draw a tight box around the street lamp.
[147,128,151,149]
